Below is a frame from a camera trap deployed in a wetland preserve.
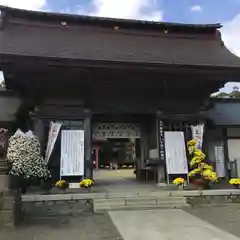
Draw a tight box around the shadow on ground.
[0,213,123,240]
[185,204,240,238]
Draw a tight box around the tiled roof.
[0,6,240,69]
[0,5,221,33]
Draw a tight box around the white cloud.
[0,0,46,10]
[221,14,240,57]
[87,0,163,21]
[0,71,4,83]
[190,5,202,12]
[218,15,240,93]
[219,82,240,93]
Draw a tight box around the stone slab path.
[109,209,240,240]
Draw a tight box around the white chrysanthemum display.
[7,129,50,180]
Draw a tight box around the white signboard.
[214,146,226,177]
[164,131,188,174]
[45,122,62,163]
[60,130,84,176]
[227,139,240,162]
[191,124,204,150]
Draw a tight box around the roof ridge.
[0,5,222,30]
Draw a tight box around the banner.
[164,131,188,174]
[191,124,204,149]
[45,122,62,163]
[60,130,84,176]
[214,146,226,177]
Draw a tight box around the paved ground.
[93,169,161,193]
[1,204,240,239]
[0,213,123,240]
[186,205,240,238]
[109,206,240,240]
[93,169,135,181]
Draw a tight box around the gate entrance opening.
[92,123,141,182]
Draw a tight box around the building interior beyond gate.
[94,138,140,169]
[92,122,141,183]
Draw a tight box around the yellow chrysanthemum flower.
[199,163,213,171]
[188,168,201,177]
[194,150,206,159]
[55,180,68,189]
[188,145,196,155]
[187,139,197,146]
[173,177,185,185]
[229,178,240,185]
[80,179,94,188]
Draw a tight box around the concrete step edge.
[94,197,186,202]
[94,204,191,212]
[94,199,187,204]
[94,201,187,207]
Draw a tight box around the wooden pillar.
[157,119,166,183]
[136,122,148,181]
[222,127,230,180]
[33,118,44,153]
[140,128,147,167]
[84,109,92,179]
[95,147,99,170]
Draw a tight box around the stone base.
[156,183,167,187]
[0,191,22,229]
[0,175,10,192]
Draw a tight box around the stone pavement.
[0,213,123,240]
[186,205,240,238]
[1,204,240,239]
[109,207,240,240]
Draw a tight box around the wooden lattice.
[92,123,140,139]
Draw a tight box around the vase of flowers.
[229,179,240,189]
[187,139,218,189]
[173,177,186,190]
[55,180,69,191]
[80,179,94,192]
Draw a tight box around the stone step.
[94,203,190,213]
[93,196,189,213]
[0,165,8,174]
[94,197,187,205]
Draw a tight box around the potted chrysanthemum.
[173,177,186,190]
[80,179,94,192]
[187,139,218,189]
[55,180,69,191]
[229,178,240,189]
[7,130,51,193]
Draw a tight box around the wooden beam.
[1,54,239,80]
[84,109,92,179]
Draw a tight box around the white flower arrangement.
[7,129,50,180]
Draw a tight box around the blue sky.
[0,0,240,92]
[41,0,240,24]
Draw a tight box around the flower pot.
[30,178,41,186]
[177,185,184,190]
[81,187,92,193]
[9,175,29,193]
[20,177,29,194]
[192,178,209,190]
[9,175,19,190]
[41,180,53,191]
